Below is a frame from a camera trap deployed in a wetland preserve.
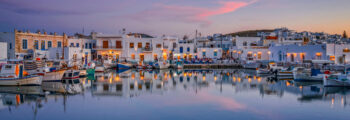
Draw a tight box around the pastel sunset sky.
[0,0,349,37]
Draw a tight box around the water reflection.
[0,69,350,119]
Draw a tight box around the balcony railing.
[142,47,153,52]
[95,46,123,50]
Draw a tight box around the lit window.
[130,42,134,48]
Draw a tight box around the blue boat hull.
[117,63,132,69]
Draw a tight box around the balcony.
[142,47,153,53]
[95,46,123,50]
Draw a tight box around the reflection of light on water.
[238,77,241,83]
[248,78,251,83]
[131,73,135,80]
[214,76,217,81]
[257,77,261,83]
[286,82,290,86]
[188,73,192,77]
[253,76,256,80]
[184,73,187,77]
[331,98,335,108]
[299,86,303,90]
[233,77,236,82]
[203,76,206,81]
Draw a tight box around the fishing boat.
[175,61,184,69]
[95,66,105,72]
[323,74,350,87]
[117,62,132,69]
[155,60,170,69]
[62,70,80,79]
[256,68,271,75]
[0,64,42,86]
[243,61,259,70]
[293,67,325,82]
[79,69,87,77]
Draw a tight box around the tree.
[343,31,348,38]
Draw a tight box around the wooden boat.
[155,60,170,69]
[79,69,87,77]
[62,70,80,79]
[95,66,105,72]
[323,74,350,87]
[0,64,42,86]
[117,62,132,69]
[293,67,324,82]
[175,61,184,69]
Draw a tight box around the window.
[70,43,74,47]
[22,39,27,49]
[214,50,217,56]
[85,43,88,48]
[41,41,45,50]
[138,42,142,48]
[89,43,92,49]
[58,41,62,48]
[76,43,79,47]
[180,47,183,53]
[48,41,52,48]
[187,47,190,52]
[173,43,177,48]
[130,42,134,48]
[34,40,39,49]
[202,51,206,57]
[9,43,12,49]
[156,44,161,48]
[93,43,96,48]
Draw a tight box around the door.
[140,54,144,61]
[116,41,122,48]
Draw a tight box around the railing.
[142,47,153,52]
[94,46,123,49]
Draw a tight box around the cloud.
[128,0,257,26]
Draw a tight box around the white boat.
[79,69,87,77]
[95,66,105,72]
[62,70,80,79]
[243,62,259,69]
[323,74,350,87]
[175,61,184,69]
[293,67,324,82]
[256,68,270,75]
[42,70,66,82]
[0,64,42,86]
[24,60,66,82]
[156,61,170,69]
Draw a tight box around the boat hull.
[42,70,66,82]
[324,79,350,87]
[0,76,42,86]
[117,63,132,69]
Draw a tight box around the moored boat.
[0,64,42,86]
[62,70,80,79]
[324,74,350,87]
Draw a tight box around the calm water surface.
[0,69,350,120]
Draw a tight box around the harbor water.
[0,69,350,120]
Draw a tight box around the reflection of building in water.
[0,86,45,116]
[91,69,272,97]
[264,80,350,107]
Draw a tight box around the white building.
[0,42,7,60]
[326,44,350,64]
[269,44,327,63]
[93,33,123,61]
[196,48,222,59]
[0,32,15,59]
[48,47,91,66]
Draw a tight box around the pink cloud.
[128,0,257,26]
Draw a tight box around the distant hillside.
[226,29,274,37]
